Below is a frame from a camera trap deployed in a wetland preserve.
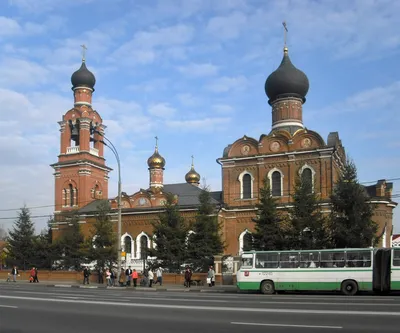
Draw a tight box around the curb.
[6,282,237,293]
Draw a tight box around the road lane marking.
[260,301,398,306]
[0,305,18,308]
[231,322,342,329]
[1,295,400,316]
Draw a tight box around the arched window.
[124,236,132,254]
[69,184,74,207]
[243,232,253,251]
[140,235,148,259]
[271,171,282,196]
[239,171,254,199]
[243,174,252,199]
[301,168,313,193]
[63,189,67,207]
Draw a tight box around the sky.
[0,0,399,235]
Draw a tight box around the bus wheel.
[341,280,358,296]
[260,280,275,294]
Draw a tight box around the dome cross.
[80,44,87,62]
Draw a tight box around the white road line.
[231,322,342,329]
[1,295,400,316]
[0,305,18,308]
[260,301,398,306]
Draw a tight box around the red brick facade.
[51,52,397,261]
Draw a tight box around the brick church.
[51,41,397,263]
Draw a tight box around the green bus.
[236,248,400,295]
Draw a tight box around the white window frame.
[136,231,151,259]
[268,168,284,197]
[298,164,316,193]
[239,229,252,255]
[238,170,254,199]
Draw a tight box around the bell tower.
[51,47,111,213]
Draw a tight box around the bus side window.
[321,251,345,268]
[256,252,279,268]
[393,249,400,267]
[280,253,299,268]
[300,252,319,268]
[346,251,371,267]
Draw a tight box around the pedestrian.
[125,266,132,286]
[131,269,138,287]
[142,267,149,287]
[33,267,39,283]
[83,267,90,284]
[119,268,126,286]
[105,268,112,286]
[154,266,163,286]
[98,267,104,284]
[148,268,154,288]
[184,266,192,288]
[207,266,215,287]
[11,266,19,282]
[30,267,35,283]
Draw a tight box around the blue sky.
[0,0,399,234]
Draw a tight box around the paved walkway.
[0,280,238,293]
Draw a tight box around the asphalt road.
[0,283,399,333]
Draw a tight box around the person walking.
[207,266,215,287]
[119,268,126,287]
[105,269,112,286]
[83,267,90,285]
[131,269,138,287]
[98,267,104,284]
[148,268,154,288]
[154,266,163,286]
[11,266,19,282]
[125,266,132,286]
[33,267,39,283]
[184,266,192,288]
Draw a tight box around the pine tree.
[89,201,117,269]
[252,177,283,251]
[330,159,378,248]
[6,207,36,270]
[55,212,86,270]
[287,176,330,250]
[187,187,224,271]
[151,193,188,272]
[31,226,54,269]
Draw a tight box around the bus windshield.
[241,253,253,268]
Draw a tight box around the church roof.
[78,183,222,214]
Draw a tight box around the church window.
[69,184,74,207]
[301,168,313,193]
[243,232,253,251]
[271,171,282,196]
[140,235,148,260]
[243,174,252,199]
[124,236,132,254]
[63,189,67,207]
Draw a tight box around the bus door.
[373,249,391,293]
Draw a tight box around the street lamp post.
[94,129,122,283]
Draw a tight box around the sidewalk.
[0,280,238,293]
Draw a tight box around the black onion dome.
[265,47,309,104]
[71,61,96,90]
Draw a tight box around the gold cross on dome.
[282,21,288,46]
[191,155,194,167]
[155,136,158,148]
[80,44,87,62]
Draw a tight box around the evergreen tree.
[6,207,36,270]
[186,187,224,271]
[31,227,54,269]
[330,159,378,248]
[286,176,330,250]
[89,201,117,269]
[55,212,86,270]
[151,193,188,272]
[252,177,283,251]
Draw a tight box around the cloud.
[0,16,21,36]
[148,103,177,119]
[0,58,50,87]
[178,63,219,77]
[207,75,248,93]
[212,104,234,114]
[165,117,230,131]
[177,93,199,107]
[8,0,95,13]
[206,11,247,40]
[112,24,194,65]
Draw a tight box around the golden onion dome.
[147,138,165,169]
[185,156,200,184]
